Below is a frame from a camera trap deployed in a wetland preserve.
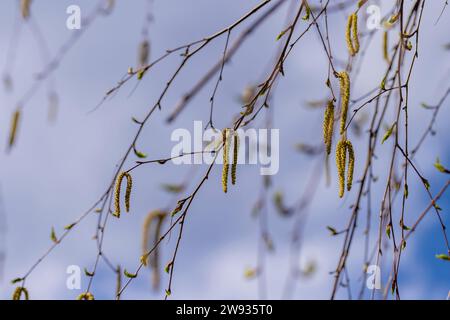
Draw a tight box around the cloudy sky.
[0,0,449,300]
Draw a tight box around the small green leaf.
[124,269,137,278]
[386,224,391,239]
[50,227,58,243]
[165,289,171,296]
[64,223,76,230]
[381,123,395,144]
[434,158,450,174]
[401,240,407,250]
[84,268,94,277]
[164,262,172,274]
[422,178,430,190]
[380,77,386,90]
[302,5,311,21]
[435,254,450,261]
[11,278,23,284]
[276,29,288,41]
[326,226,338,236]
[133,148,147,159]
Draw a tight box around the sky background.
[0,0,449,300]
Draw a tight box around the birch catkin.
[12,286,29,300]
[222,129,230,193]
[231,132,239,185]
[383,31,390,63]
[20,0,31,20]
[113,172,133,217]
[323,100,335,155]
[336,139,347,198]
[346,14,355,56]
[336,138,355,197]
[337,71,350,135]
[352,13,360,54]
[142,210,167,290]
[346,140,355,191]
[76,292,94,300]
[345,13,360,56]
[9,110,21,148]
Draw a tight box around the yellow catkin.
[113,172,132,217]
[383,31,390,64]
[142,210,167,290]
[323,101,335,155]
[351,13,360,54]
[222,129,230,193]
[9,110,21,148]
[231,132,239,185]
[346,140,355,191]
[12,287,29,300]
[345,14,355,56]
[20,0,31,20]
[337,71,350,135]
[336,139,347,198]
[76,292,94,300]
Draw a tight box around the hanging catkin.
[113,172,132,217]
[12,286,29,300]
[383,31,390,63]
[20,0,31,20]
[351,13,360,54]
[323,100,335,155]
[336,139,347,198]
[337,71,350,135]
[346,140,355,191]
[222,129,230,193]
[8,109,21,148]
[142,210,167,290]
[345,13,359,56]
[336,138,355,197]
[76,292,94,300]
[345,14,354,56]
[231,131,239,185]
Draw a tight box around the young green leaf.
[133,148,148,159]
[326,226,338,236]
[435,254,450,261]
[124,269,137,278]
[386,224,391,239]
[64,223,76,230]
[84,268,94,277]
[50,227,58,243]
[381,123,395,144]
[11,277,23,284]
[434,158,450,174]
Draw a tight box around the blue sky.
[0,0,449,300]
